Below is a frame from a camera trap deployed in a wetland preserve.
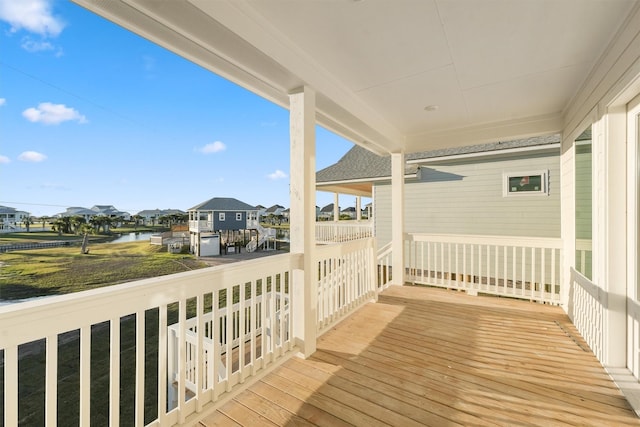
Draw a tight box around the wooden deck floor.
[196,285,639,426]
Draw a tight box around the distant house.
[188,197,260,256]
[263,204,287,224]
[0,205,30,231]
[56,205,131,222]
[317,135,561,245]
[265,204,286,216]
[318,203,339,221]
[136,209,185,226]
[91,205,131,221]
[56,207,100,222]
[340,207,357,219]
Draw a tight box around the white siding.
[375,152,560,245]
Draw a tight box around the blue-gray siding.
[374,152,561,246]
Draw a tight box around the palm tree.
[40,216,50,230]
[70,215,87,234]
[79,223,94,254]
[132,215,143,229]
[52,217,72,235]
[22,216,32,232]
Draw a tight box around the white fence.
[376,241,393,289]
[405,233,563,304]
[167,291,289,398]
[315,237,377,334]
[0,254,295,427]
[567,267,606,362]
[315,221,374,243]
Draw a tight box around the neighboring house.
[0,205,30,230]
[340,207,357,219]
[56,205,131,222]
[55,207,100,222]
[188,197,259,256]
[255,205,267,217]
[317,135,561,245]
[136,209,185,226]
[91,205,131,221]
[318,203,339,221]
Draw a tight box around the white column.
[290,86,317,357]
[601,108,626,367]
[356,196,362,221]
[391,152,405,285]
[333,193,340,221]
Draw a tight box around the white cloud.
[198,141,226,154]
[21,37,53,52]
[18,151,47,162]
[41,182,69,191]
[0,98,5,106]
[22,102,87,125]
[0,0,65,37]
[267,169,288,180]
[0,155,10,163]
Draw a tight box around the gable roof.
[316,147,418,184]
[317,134,560,185]
[265,204,285,213]
[189,197,256,211]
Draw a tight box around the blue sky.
[0,0,356,217]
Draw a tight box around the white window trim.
[236,212,242,221]
[219,212,225,221]
[503,170,549,197]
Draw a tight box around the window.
[503,170,548,196]
[219,212,225,221]
[236,213,242,221]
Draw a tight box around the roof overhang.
[72,0,636,155]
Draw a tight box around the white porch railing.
[315,220,374,243]
[315,237,378,335]
[188,220,213,233]
[567,267,606,362]
[0,254,297,427]
[167,291,289,397]
[406,233,563,304]
[376,241,393,289]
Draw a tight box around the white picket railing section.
[246,223,276,253]
[377,241,393,289]
[0,253,296,427]
[167,292,289,397]
[406,233,563,304]
[567,267,606,361]
[315,221,374,243]
[315,237,377,334]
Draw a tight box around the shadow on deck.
[195,285,639,426]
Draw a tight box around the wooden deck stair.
[195,285,639,426]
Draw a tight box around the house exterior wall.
[213,211,246,231]
[374,151,560,246]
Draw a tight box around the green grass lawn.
[0,238,208,425]
[0,240,208,300]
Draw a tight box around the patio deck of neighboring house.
[196,285,638,426]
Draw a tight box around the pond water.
[109,232,156,243]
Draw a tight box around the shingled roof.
[316,147,419,183]
[189,197,256,211]
[317,134,560,184]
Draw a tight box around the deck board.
[198,285,640,426]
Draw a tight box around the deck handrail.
[405,233,563,304]
[315,237,377,335]
[0,253,297,426]
[316,220,373,243]
[567,267,606,361]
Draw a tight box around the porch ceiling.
[73,0,636,154]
